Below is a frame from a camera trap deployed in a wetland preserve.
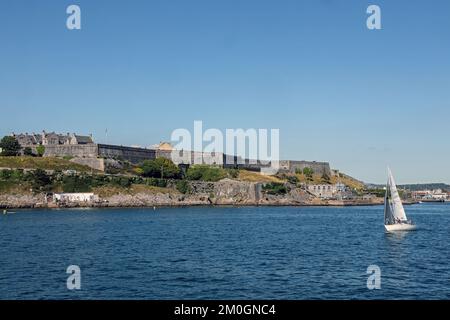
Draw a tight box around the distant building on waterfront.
[306,183,351,199]
[412,189,448,201]
[53,193,99,203]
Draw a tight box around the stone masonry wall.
[98,144,156,164]
[43,144,156,170]
[44,144,99,158]
[70,157,105,172]
[279,160,331,175]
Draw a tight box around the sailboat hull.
[384,224,417,232]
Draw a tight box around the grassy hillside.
[294,173,365,190]
[0,180,32,195]
[0,156,94,172]
[237,169,364,189]
[0,156,366,196]
[238,170,284,183]
[331,174,365,190]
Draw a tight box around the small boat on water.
[384,168,417,232]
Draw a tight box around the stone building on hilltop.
[12,131,94,148]
[9,132,333,176]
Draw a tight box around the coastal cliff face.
[181,179,313,206]
[0,179,316,208]
[259,187,311,206]
[207,179,259,205]
[0,179,383,209]
[0,194,45,208]
[100,179,273,207]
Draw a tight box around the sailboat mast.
[384,175,390,225]
[384,181,387,224]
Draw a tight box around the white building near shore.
[412,189,448,201]
[53,193,99,203]
[306,183,349,199]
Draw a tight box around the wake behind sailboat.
[384,168,417,232]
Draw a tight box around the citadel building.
[11,131,331,175]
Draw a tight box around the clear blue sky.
[1,0,449,184]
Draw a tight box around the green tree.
[0,170,12,180]
[62,175,92,192]
[28,169,52,192]
[110,176,132,188]
[262,182,288,195]
[11,169,24,180]
[140,158,180,179]
[0,136,21,156]
[186,165,227,182]
[303,167,314,177]
[303,167,314,181]
[176,180,190,194]
[23,147,34,156]
[36,145,45,157]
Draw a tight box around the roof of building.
[150,142,174,151]
[12,131,94,145]
[73,135,93,144]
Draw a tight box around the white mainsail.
[384,168,408,225]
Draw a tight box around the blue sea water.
[1,204,450,300]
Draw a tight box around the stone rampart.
[97,144,156,164]
[43,144,99,158]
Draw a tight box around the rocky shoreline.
[0,200,386,210]
[0,184,391,210]
[0,178,398,210]
[0,193,386,210]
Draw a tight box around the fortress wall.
[287,161,331,175]
[43,144,99,158]
[70,157,105,172]
[156,150,224,166]
[42,142,331,175]
[97,144,156,164]
[43,144,156,165]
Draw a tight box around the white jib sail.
[385,168,408,224]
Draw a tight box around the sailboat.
[384,168,417,232]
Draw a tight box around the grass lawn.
[295,173,364,190]
[0,156,94,172]
[238,170,284,183]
